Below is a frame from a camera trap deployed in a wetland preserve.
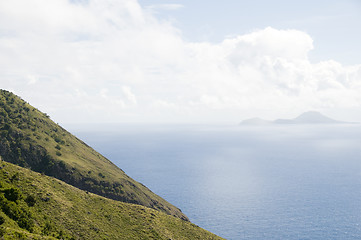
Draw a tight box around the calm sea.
[70,124,361,240]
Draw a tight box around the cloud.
[146,4,184,11]
[225,27,314,62]
[0,0,360,123]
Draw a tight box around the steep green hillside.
[0,90,187,220]
[0,161,223,239]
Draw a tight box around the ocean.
[70,124,361,240]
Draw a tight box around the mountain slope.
[240,111,347,125]
[0,161,223,240]
[0,90,187,220]
[274,111,343,124]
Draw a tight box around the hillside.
[0,90,187,220]
[274,111,344,124]
[0,161,223,239]
[240,111,348,125]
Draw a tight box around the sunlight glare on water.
[72,124,361,240]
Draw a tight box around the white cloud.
[224,27,314,62]
[121,86,137,105]
[0,0,360,123]
[146,4,184,11]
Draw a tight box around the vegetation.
[0,161,223,239]
[0,90,187,220]
[0,90,224,239]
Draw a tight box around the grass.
[0,89,187,220]
[0,161,224,240]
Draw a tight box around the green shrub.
[1,198,21,220]
[42,221,53,235]
[10,172,19,182]
[53,136,62,143]
[98,173,105,179]
[0,194,34,232]
[3,187,22,202]
[25,195,36,207]
[17,214,34,232]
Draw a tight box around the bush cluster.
[0,188,34,232]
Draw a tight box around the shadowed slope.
[0,161,223,239]
[0,90,187,220]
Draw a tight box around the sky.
[0,0,361,124]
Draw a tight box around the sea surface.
[70,124,361,240]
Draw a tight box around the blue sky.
[0,0,360,124]
[140,0,361,65]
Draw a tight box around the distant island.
[240,117,272,125]
[240,111,355,125]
